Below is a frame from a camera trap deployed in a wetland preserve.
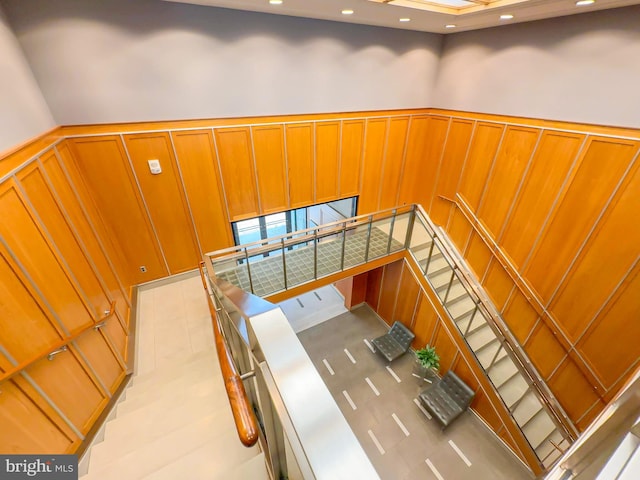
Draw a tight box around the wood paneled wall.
[408,110,640,432]
[0,138,131,454]
[3,107,640,454]
[364,259,542,471]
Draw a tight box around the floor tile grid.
[216,227,403,297]
[297,306,534,480]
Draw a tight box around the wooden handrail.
[199,262,259,447]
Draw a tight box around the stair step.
[455,310,483,336]
[104,390,230,447]
[86,413,234,479]
[141,437,260,480]
[131,349,217,387]
[535,429,565,467]
[125,358,220,399]
[92,404,235,468]
[428,267,453,290]
[512,389,545,427]
[466,324,497,352]
[523,408,558,449]
[445,295,476,319]
[498,374,530,409]
[105,388,228,440]
[117,376,222,417]
[475,338,502,369]
[425,253,448,276]
[492,365,520,390]
[436,278,465,302]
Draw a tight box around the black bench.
[371,321,415,362]
[418,371,475,429]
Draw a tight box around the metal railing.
[201,257,379,479]
[205,203,578,471]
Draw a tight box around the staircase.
[412,240,571,468]
[80,276,270,480]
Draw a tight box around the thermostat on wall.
[148,159,162,174]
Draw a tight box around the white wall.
[433,6,640,128]
[0,5,54,153]
[3,0,441,125]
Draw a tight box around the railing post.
[442,269,456,304]
[244,248,255,294]
[424,235,436,275]
[314,230,318,279]
[281,238,288,289]
[364,215,373,262]
[404,205,416,249]
[463,302,480,337]
[386,209,397,254]
[340,222,347,271]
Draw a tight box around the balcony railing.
[204,203,578,473]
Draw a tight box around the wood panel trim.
[453,196,608,398]
[404,255,543,475]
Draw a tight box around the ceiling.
[164,0,640,34]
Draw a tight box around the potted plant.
[414,345,440,382]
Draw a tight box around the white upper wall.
[2,0,441,125]
[0,5,55,153]
[432,5,640,129]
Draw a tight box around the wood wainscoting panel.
[285,123,315,209]
[465,232,492,281]
[477,126,540,239]
[0,181,95,334]
[315,121,340,203]
[411,292,438,349]
[26,346,108,434]
[0,380,78,454]
[396,115,432,207]
[17,164,108,321]
[0,249,63,363]
[547,358,602,426]
[74,327,126,393]
[102,312,128,362]
[577,269,640,392]
[40,150,130,325]
[524,137,639,304]
[123,133,201,274]
[358,118,387,214]
[214,127,260,220]
[68,136,167,284]
[458,122,505,211]
[431,323,457,373]
[482,260,513,312]
[378,117,409,211]
[549,159,640,342]
[524,322,567,380]
[393,264,421,329]
[171,129,234,253]
[251,125,288,215]
[409,117,449,207]
[501,289,539,345]
[430,119,475,226]
[339,120,364,198]
[376,260,403,325]
[55,141,133,289]
[447,205,473,254]
[499,131,585,269]
[364,266,383,311]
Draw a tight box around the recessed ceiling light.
[342,9,354,15]
[269,0,283,4]
[445,24,456,28]
[399,18,411,22]
[576,0,595,5]
[500,14,514,20]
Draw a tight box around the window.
[232,197,357,249]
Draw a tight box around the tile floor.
[215,225,403,297]
[297,305,535,480]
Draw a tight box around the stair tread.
[131,349,217,387]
